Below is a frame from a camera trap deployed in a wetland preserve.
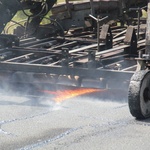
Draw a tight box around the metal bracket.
[99,24,113,50]
[89,15,108,51]
[129,7,143,40]
[61,49,69,67]
[124,26,137,55]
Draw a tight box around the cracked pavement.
[0,92,150,150]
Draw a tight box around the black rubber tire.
[128,70,150,119]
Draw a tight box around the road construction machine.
[0,0,148,111]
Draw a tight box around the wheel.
[128,70,150,119]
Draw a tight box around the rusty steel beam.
[146,3,150,57]
[0,61,134,79]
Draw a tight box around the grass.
[58,0,65,2]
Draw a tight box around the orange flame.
[42,88,106,103]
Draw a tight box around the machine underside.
[0,0,149,119]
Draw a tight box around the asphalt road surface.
[0,88,150,150]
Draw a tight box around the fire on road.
[0,88,150,150]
